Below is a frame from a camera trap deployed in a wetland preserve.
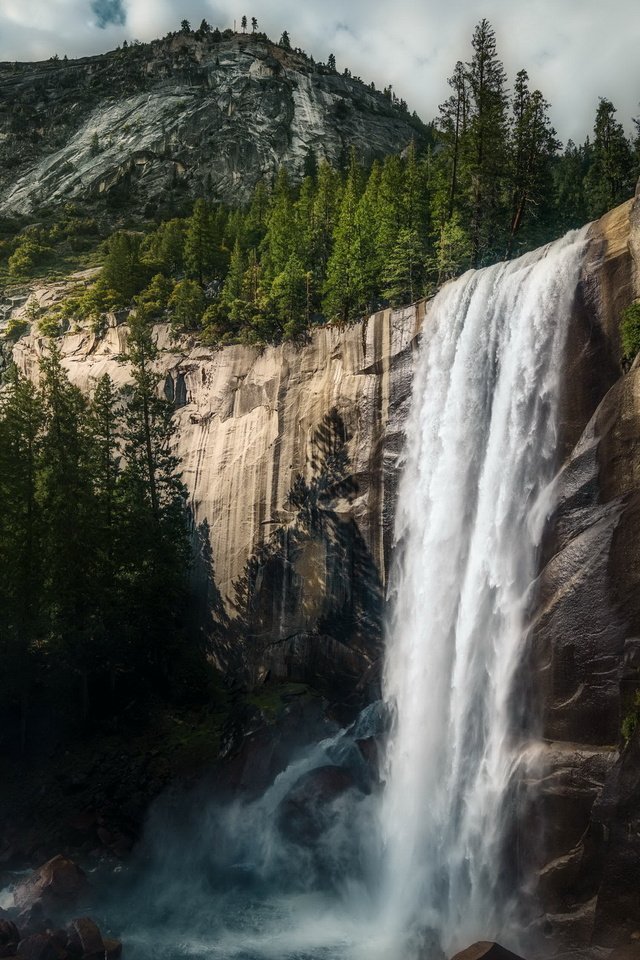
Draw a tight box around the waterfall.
[96,232,590,960]
[379,230,588,956]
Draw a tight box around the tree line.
[42,18,637,349]
[0,321,202,749]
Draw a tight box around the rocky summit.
[0,30,427,216]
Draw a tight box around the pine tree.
[307,161,342,298]
[428,211,472,286]
[168,279,206,334]
[261,167,297,281]
[118,317,191,678]
[245,181,270,249]
[86,373,122,689]
[184,199,219,284]
[241,15,247,33]
[506,70,559,257]
[356,160,383,312]
[465,19,509,265]
[375,154,407,268]
[553,139,592,232]
[584,99,635,219]
[89,374,119,569]
[38,347,99,715]
[135,273,174,320]
[216,238,249,335]
[323,163,365,324]
[403,140,428,237]
[438,61,469,222]
[280,31,291,50]
[382,227,425,306]
[271,254,308,337]
[101,232,145,306]
[143,218,186,275]
[0,368,44,749]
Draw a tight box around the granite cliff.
[9,295,424,703]
[0,31,426,215]
[527,190,640,949]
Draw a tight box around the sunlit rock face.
[0,33,425,215]
[11,301,424,703]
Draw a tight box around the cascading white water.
[95,232,591,960]
[380,230,588,956]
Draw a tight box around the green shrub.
[621,302,640,362]
[3,315,29,341]
[168,279,206,334]
[8,239,51,277]
[38,314,63,337]
[135,273,175,319]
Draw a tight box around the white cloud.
[0,0,638,141]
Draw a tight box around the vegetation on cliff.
[621,302,640,364]
[0,324,206,751]
[2,20,638,349]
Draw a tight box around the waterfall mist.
[90,231,588,960]
[379,230,588,955]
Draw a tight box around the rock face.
[0,32,426,214]
[13,856,88,914]
[527,191,640,949]
[11,300,424,700]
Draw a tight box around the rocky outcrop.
[528,191,640,949]
[0,33,426,214]
[13,856,88,914]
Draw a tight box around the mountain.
[0,29,428,217]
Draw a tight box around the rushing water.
[83,232,588,960]
[379,229,588,955]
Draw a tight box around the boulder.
[66,918,103,959]
[15,935,61,960]
[103,940,122,960]
[15,904,51,940]
[13,857,88,915]
[277,764,359,845]
[0,921,19,947]
[449,944,527,960]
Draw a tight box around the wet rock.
[103,939,122,960]
[449,944,527,960]
[526,193,640,945]
[218,696,338,796]
[15,904,50,939]
[609,944,640,960]
[277,764,359,845]
[13,857,88,914]
[15,935,62,960]
[66,918,103,959]
[0,921,19,947]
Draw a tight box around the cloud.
[0,0,638,141]
[91,0,126,28]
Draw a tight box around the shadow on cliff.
[227,409,384,707]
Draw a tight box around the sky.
[0,0,639,143]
